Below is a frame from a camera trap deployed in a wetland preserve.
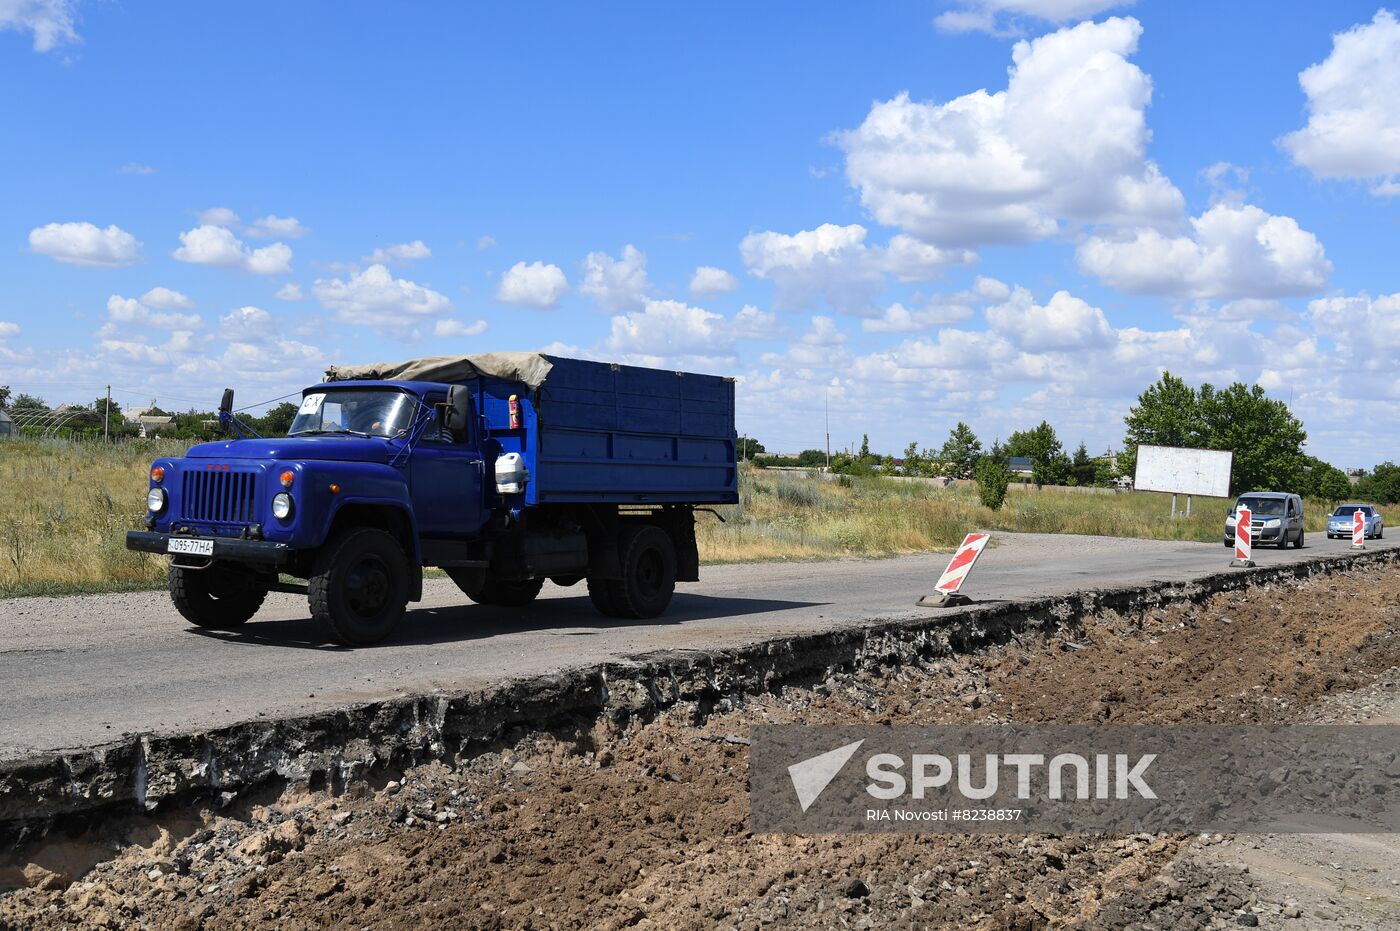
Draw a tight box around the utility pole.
[824,387,831,470]
[104,385,111,442]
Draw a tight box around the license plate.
[168,537,214,556]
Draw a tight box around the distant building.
[0,409,12,437]
[1007,456,1033,475]
[126,397,175,438]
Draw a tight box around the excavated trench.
[2,548,1399,929]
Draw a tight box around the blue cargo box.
[474,356,737,506]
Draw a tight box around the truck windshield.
[288,390,416,438]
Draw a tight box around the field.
[0,437,1385,597]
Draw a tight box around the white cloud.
[607,299,735,362]
[434,318,488,339]
[120,163,155,175]
[218,306,274,341]
[861,301,974,333]
[740,223,973,314]
[731,305,782,340]
[274,283,304,301]
[1,0,79,52]
[139,287,195,310]
[313,264,453,325]
[497,260,569,309]
[1077,203,1332,299]
[836,17,1181,247]
[104,294,201,331]
[935,0,1133,35]
[476,235,497,250]
[580,244,650,312]
[245,242,293,275]
[29,222,141,267]
[172,224,293,275]
[1280,10,1400,195]
[689,265,739,296]
[0,321,19,340]
[365,240,431,265]
[196,207,240,227]
[985,287,1114,351]
[246,215,308,239]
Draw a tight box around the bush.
[975,456,1012,511]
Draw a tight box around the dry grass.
[696,466,1383,564]
[0,438,183,596]
[0,441,1386,596]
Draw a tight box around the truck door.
[408,396,485,538]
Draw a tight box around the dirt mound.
[3,565,1397,930]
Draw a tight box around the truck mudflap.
[125,531,293,566]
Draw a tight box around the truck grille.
[181,470,258,524]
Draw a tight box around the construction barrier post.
[1353,508,1366,549]
[1230,505,1255,568]
[917,532,991,607]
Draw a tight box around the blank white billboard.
[1134,444,1233,498]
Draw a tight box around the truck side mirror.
[444,385,470,438]
[219,388,235,416]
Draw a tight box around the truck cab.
[128,354,738,645]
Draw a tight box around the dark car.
[1224,492,1304,549]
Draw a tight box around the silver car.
[1223,492,1305,549]
[1327,503,1384,539]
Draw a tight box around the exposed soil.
[2,567,1398,931]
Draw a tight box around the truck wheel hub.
[346,558,390,617]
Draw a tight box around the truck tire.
[470,577,544,607]
[610,524,677,619]
[309,528,410,646]
[587,577,623,617]
[169,563,267,629]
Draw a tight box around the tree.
[902,441,926,476]
[1119,373,1308,496]
[937,422,983,479]
[796,449,826,467]
[858,434,872,462]
[0,385,9,411]
[1355,462,1400,505]
[736,435,767,460]
[1197,383,1306,494]
[1118,372,1204,477]
[1316,469,1353,501]
[10,393,47,413]
[975,454,1012,511]
[253,401,300,437]
[1006,421,1070,487]
[1069,442,1095,486]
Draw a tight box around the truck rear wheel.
[610,525,677,619]
[470,577,544,607]
[309,528,409,646]
[169,563,267,629]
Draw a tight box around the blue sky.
[2,1,1398,467]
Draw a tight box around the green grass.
[1,438,1388,598]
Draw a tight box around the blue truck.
[126,353,737,645]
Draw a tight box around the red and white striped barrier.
[1353,508,1366,549]
[917,532,990,607]
[1230,505,1255,568]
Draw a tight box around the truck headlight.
[1264,518,1281,528]
[146,487,167,513]
[271,493,294,520]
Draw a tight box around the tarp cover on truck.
[325,352,554,389]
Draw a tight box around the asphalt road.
[1,531,1392,760]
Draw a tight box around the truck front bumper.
[125,531,293,566]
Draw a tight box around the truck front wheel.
[169,563,267,629]
[610,525,677,619]
[309,528,410,646]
